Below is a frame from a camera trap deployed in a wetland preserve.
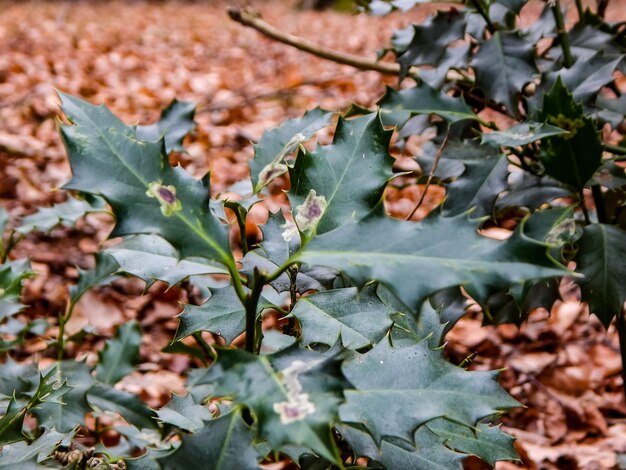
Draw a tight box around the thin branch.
[469,0,495,34]
[227,8,407,76]
[551,0,575,68]
[406,129,450,221]
[591,185,607,223]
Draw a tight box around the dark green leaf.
[95,320,142,385]
[33,361,93,433]
[250,108,332,193]
[196,345,345,463]
[481,122,568,147]
[340,338,519,443]
[420,44,471,89]
[59,93,232,268]
[426,418,518,466]
[298,212,566,311]
[591,161,626,190]
[339,423,465,469]
[485,279,560,324]
[136,99,196,154]
[396,11,466,74]
[106,234,227,287]
[289,113,394,236]
[0,428,69,464]
[574,224,626,327]
[1,368,71,445]
[472,32,537,115]
[174,285,268,344]
[496,172,572,211]
[240,212,337,294]
[428,287,468,335]
[158,408,260,470]
[0,358,38,398]
[537,78,603,190]
[290,285,397,349]
[378,85,478,125]
[443,152,508,217]
[532,53,623,109]
[155,393,212,432]
[87,384,159,430]
[17,194,107,234]
[0,259,34,320]
[69,252,119,306]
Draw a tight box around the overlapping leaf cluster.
[1,0,625,468]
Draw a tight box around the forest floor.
[1,0,626,468]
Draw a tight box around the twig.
[406,129,450,221]
[227,8,407,76]
[469,0,495,34]
[591,185,607,223]
[551,0,574,68]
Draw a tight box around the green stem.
[244,270,265,353]
[470,0,495,34]
[591,185,607,223]
[551,0,575,68]
[234,208,249,255]
[575,0,584,20]
[605,143,626,156]
[579,190,591,225]
[192,332,216,362]
[615,310,626,406]
[57,300,76,361]
[265,259,297,284]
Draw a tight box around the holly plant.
[0,0,625,468]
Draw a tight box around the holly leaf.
[338,423,465,469]
[378,85,478,126]
[0,428,69,465]
[0,259,34,320]
[426,418,518,466]
[574,224,626,327]
[496,172,572,211]
[0,358,38,398]
[155,393,212,432]
[250,108,332,193]
[158,408,260,470]
[32,361,93,433]
[339,338,519,443]
[195,345,345,463]
[106,234,227,287]
[289,285,397,349]
[174,285,270,344]
[532,53,623,109]
[69,252,119,306]
[396,11,466,76]
[95,320,142,385]
[136,99,196,154]
[59,93,232,267]
[240,212,337,294]
[17,194,107,234]
[298,212,567,312]
[420,44,471,89]
[441,150,509,217]
[481,122,568,147]
[87,384,159,431]
[472,32,537,116]
[1,368,70,445]
[537,78,603,190]
[289,113,394,236]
